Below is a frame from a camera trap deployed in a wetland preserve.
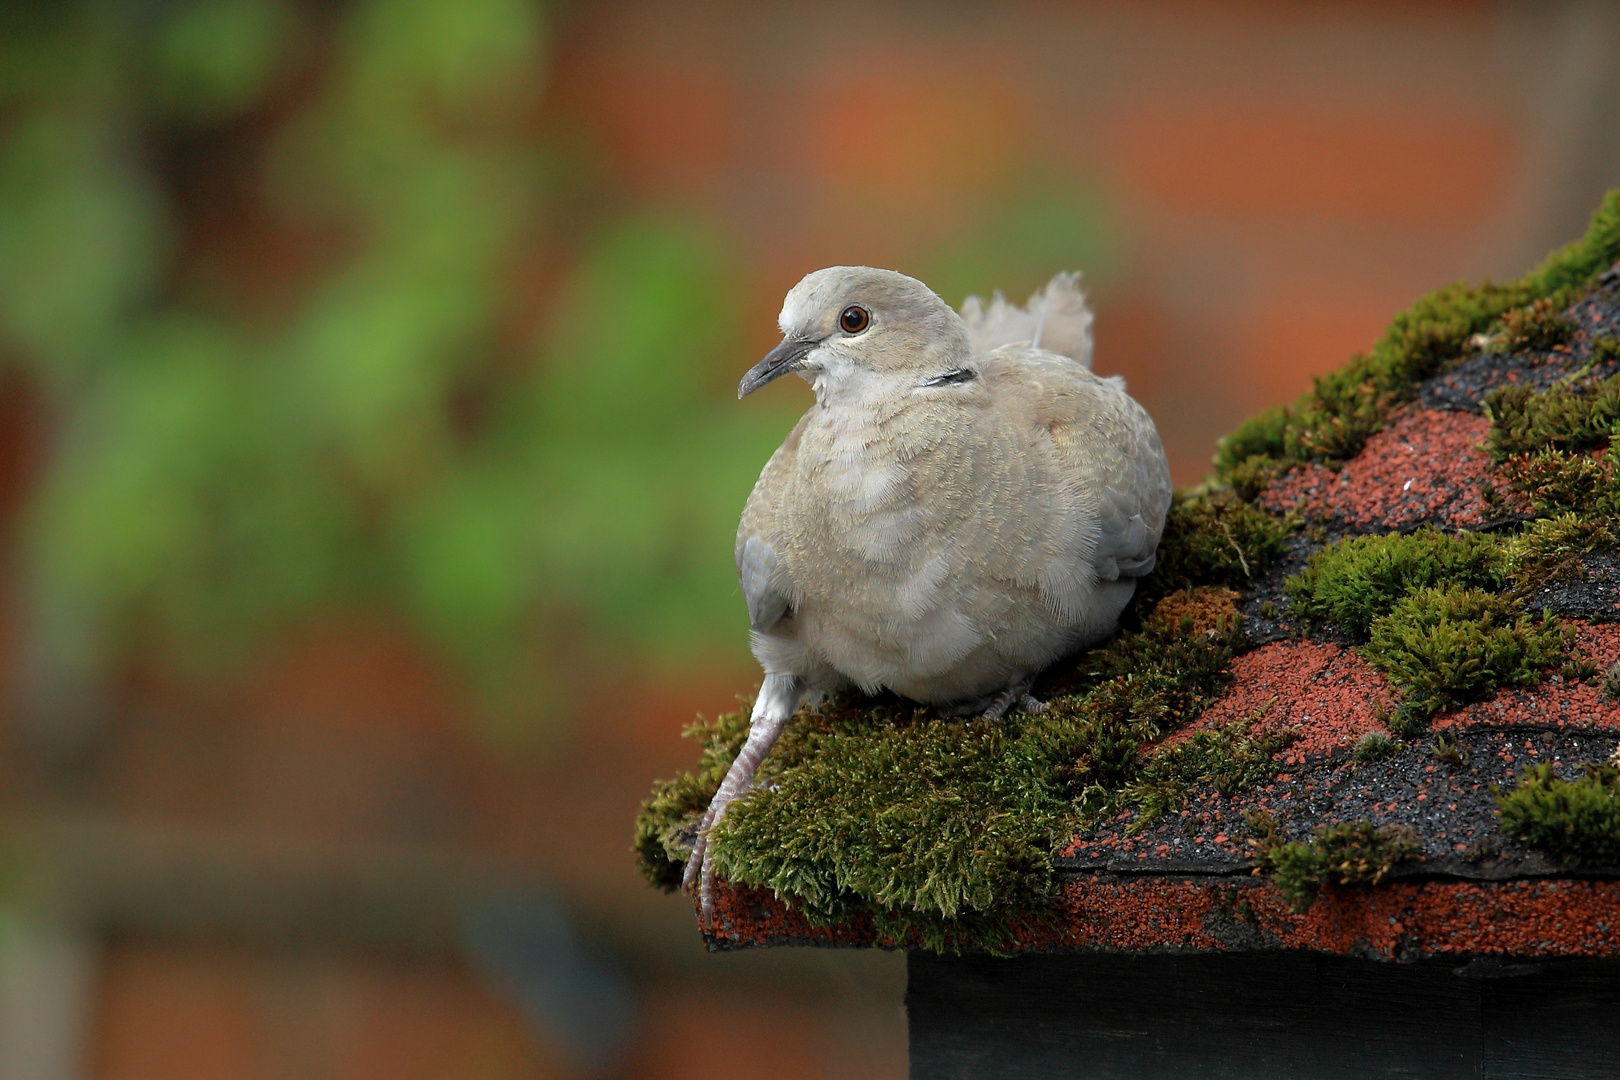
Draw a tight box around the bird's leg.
[939,672,1043,721]
[978,673,1043,720]
[683,673,802,924]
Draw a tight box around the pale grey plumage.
[960,270,1094,368]
[684,266,1172,916]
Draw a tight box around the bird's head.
[738,266,974,404]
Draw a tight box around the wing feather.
[977,345,1171,625]
[736,415,808,632]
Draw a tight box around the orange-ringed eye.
[839,305,870,334]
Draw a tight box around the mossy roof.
[639,192,1620,959]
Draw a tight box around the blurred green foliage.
[0,0,801,747]
[0,0,1106,752]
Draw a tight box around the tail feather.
[959,271,1094,369]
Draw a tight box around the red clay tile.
[1263,408,1495,531]
[1163,641,1393,763]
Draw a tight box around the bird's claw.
[682,844,716,924]
[693,830,722,926]
[683,788,734,927]
[683,841,718,927]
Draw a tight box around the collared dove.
[683,267,1172,917]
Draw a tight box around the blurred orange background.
[0,1,1616,1078]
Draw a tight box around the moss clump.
[1115,703,1297,832]
[1215,407,1291,477]
[1223,453,1283,502]
[1144,586,1245,638]
[1497,762,1620,867]
[1498,297,1578,352]
[1248,813,1422,912]
[1145,490,1293,602]
[1360,585,1571,721]
[1595,336,1620,367]
[1485,372,1620,461]
[1215,280,1519,470]
[708,702,1087,949]
[1285,526,1505,637]
[1350,732,1401,763]
[1431,733,1470,768]
[1287,515,1614,633]
[634,594,1247,950]
[1528,189,1620,295]
[1215,189,1620,477]
[1501,513,1615,588]
[719,613,1244,950]
[1498,448,1620,518]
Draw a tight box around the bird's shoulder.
[977,344,1141,438]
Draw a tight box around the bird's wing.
[958,272,1094,369]
[736,415,808,632]
[981,346,1171,622]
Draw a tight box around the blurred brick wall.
[1,3,1615,1080]
[552,0,1618,484]
[93,943,558,1080]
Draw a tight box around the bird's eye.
[839,305,870,334]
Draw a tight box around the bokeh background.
[0,1,1617,1077]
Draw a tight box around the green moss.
[1223,454,1283,502]
[1485,372,1620,461]
[1360,585,1571,721]
[1431,733,1470,768]
[1497,762,1620,867]
[1114,701,1297,832]
[634,608,1246,951]
[1145,490,1293,602]
[1595,336,1620,366]
[1499,448,1620,518]
[1285,526,1505,637]
[1350,732,1401,763]
[1247,813,1422,912]
[1214,409,1289,478]
[722,616,1243,950]
[1497,297,1578,352]
[709,702,1084,949]
[1214,189,1620,477]
[1214,281,1519,471]
[1287,514,1613,637]
[1501,513,1615,588]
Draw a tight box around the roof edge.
[702,874,1620,960]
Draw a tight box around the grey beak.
[739,336,818,398]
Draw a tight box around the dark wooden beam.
[908,950,1620,1079]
